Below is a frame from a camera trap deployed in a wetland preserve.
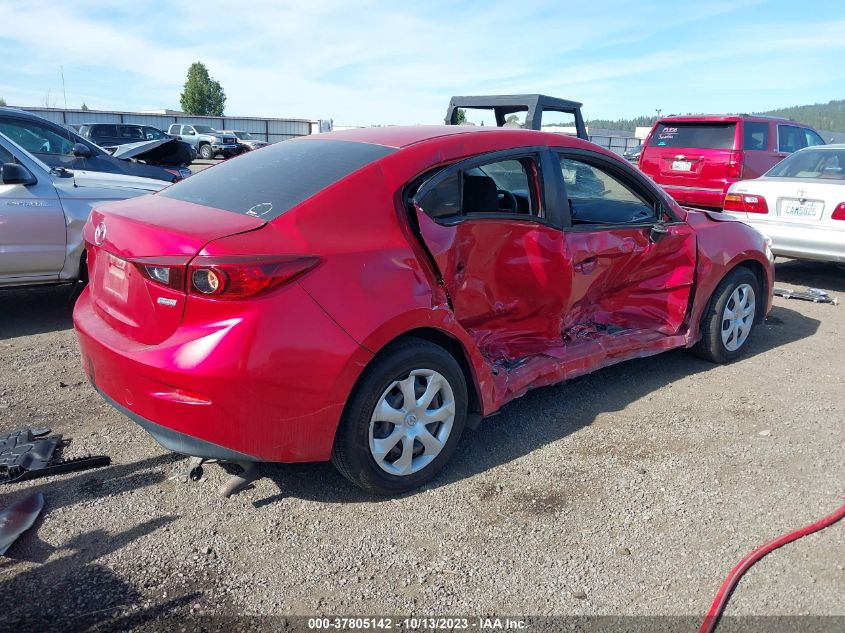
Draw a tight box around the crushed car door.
[555,151,697,347]
[412,150,574,365]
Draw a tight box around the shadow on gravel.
[775,259,845,293]
[255,304,820,505]
[0,515,196,632]
[0,286,76,339]
[0,454,180,537]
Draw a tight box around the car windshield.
[233,131,252,140]
[767,149,845,179]
[159,139,395,219]
[649,123,736,149]
[193,125,217,134]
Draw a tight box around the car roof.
[303,125,591,150]
[657,114,800,124]
[0,106,61,123]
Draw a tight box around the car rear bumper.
[73,282,371,462]
[729,218,845,263]
[660,184,726,209]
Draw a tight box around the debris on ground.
[0,492,44,555]
[0,427,110,484]
[773,287,839,305]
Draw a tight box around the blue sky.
[1,0,842,125]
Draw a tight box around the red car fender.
[684,210,774,344]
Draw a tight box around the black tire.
[199,144,214,160]
[331,338,468,495]
[693,266,760,363]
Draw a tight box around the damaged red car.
[73,126,774,494]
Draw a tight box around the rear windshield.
[159,139,395,219]
[649,123,737,149]
[767,149,845,179]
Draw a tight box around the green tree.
[179,62,226,116]
[81,102,89,111]
[0,97,6,106]
[455,108,466,124]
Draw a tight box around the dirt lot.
[0,259,843,631]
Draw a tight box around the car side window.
[416,156,539,221]
[94,124,117,138]
[183,126,195,135]
[558,156,656,225]
[0,144,15,164]
[0,120,74,156]
[144,127,165,140]
[743,122,769,151]
[804,129,825,147]
[778,125,808,153]
[120,126,144,140]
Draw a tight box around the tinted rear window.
[767,149,845,179]
[649,123,737,149]
[159,139,395,219]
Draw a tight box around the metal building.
[20,107,331,143]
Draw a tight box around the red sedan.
[74,126,774,494]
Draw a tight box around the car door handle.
[573,257,597,274]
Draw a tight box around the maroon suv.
[639,115,825,210]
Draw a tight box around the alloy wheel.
[721,283,756,352]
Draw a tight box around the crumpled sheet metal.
[414,210,697,409]
[0,492,44,556]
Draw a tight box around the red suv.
[639,115,825,210]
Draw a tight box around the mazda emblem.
[94,222,107,246]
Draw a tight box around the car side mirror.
[184,130,195,136]
[649,222,669,243]
[0,162,35,185]
[72,143,93,158]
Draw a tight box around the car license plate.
[780,199,823,220]
[672,160,692,171]
[104,253,129,302]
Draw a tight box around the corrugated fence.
[22,107,327,143]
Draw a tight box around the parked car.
[639,114,825,210]
[218,130,268,153]
[723,144,845,263]
[0,132,165,289]
[0,107,184,183]
[623,143,643,162]
[79,123,195,165]
[167,124,239,160]
[74,126,773,495]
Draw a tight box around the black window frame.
[777,124,809,153]
[410,146,562,229]
[553,148,682,232]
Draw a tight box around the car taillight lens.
[188,255,320,300]
[727,151,744,179]
[832,203,845,221]
[133,256,188,290]
[724,193,769,214]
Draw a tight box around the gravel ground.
[0,258,843,631]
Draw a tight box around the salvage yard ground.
[0,259,843,629]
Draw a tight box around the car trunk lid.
[85,194,266,345]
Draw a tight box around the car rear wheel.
[694,267,759,363]
[199,144,214,160]
[331,338,467,495]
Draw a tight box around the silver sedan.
[0,132,165,288]
[723,144,845,263]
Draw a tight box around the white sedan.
[723,144,845,263]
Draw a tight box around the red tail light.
[724,193,768,214]
[727,151,744,179]
[188,255,320,299]
[134,256,188,290]
[833,203,845,221]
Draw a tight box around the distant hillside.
[759,100,845,132]
[568,99,845,133]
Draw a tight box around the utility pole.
[655,108,662,119]
[61,66,67,109]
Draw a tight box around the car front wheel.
[199,144,214,160]
[332,338,467,495]
[694,266,759,363]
